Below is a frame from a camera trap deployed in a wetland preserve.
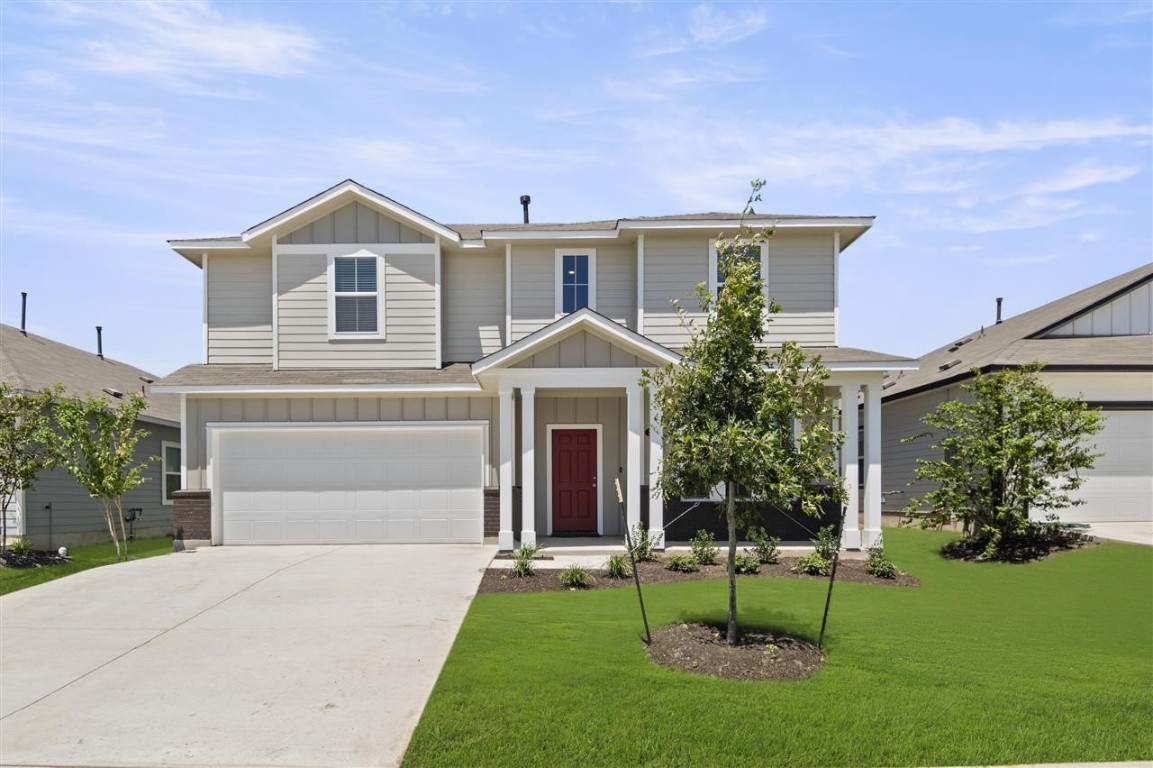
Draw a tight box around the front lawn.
[0,537,173,596]
[403,528,1152,768]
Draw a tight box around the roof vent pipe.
[520,195,531,224]
[96,326,104,359]
[995,297,1003,324]
[20,292,27,336]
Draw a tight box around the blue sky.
[1,0,1150,376]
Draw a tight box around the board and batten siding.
[207,253,273,364]
[765,233,836,346]
[1043,280,1153,337]
[596,245,636,330]
[510,246,555,342]
[185,396,498,490]
[276,253,438,368]
[442,251,505,363]
[511,330,645,368]
[282,202,433,245]
[643,235,709,348]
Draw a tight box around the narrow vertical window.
[562,253,589,313]
[162,442,181,504]
[334,256,378,333]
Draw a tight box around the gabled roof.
[884,262,1153,402]
[472,309,681,374]
[1,324,179,425]
[153,363,479,394]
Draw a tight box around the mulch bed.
[476,557,920,595]
[0,548,70,569]
[647,622,825,681]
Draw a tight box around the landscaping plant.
[604,553,632,579]
[734,551,761,574]
[0,383,60,553]
[903,364,1102,561]
[665,554,698,573]
[628,522,660,562]
[791,525,839,576]
[865,535,898,579]
[509,543,540,578]
[746,525,780,564]
[642,180,846,645]
[689,529,719,565]
[558,564,593,589]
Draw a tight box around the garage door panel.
[1055,411,1152,524]
[217,426,484,544]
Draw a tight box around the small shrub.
[690,529,718,565]
[734,550,761,574]
[941,519,1089,563]
[629,522,660,562]
[746,526,780,564]
[865,537,898,579]
[604,553,632,579]
[558,564,593,589]
[7,539,34,556]
[510,543,541,578]
[812,525,840,560]
[665,554,698,573]
[791,552,832,576]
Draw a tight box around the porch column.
[626,382,643,533]
[840,384,862,550]
[498,385,514,551]
[520,386,537,548]
[647,390,665,549]
[863,382,883,548]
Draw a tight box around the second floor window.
[334,255,378,334]
[556,250,597,315]
[716,243,763,294]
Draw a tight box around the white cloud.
[689,3,768,45]
[0,196,172,248]
[1050,1,1152,27]
[909,196,1107,234]
[1022,160,1142,194]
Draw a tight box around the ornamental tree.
[0,383,61,551]
[54,393,155,561]
[642,181,847,646]
[903,364,1103,560]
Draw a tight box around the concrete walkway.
[1086,521,1153,546]
[0,543,495,768]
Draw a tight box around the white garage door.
[216,425,484,544]
[1058,410,1152,524]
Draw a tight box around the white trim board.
[545,424,604,537]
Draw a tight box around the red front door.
[552,429,598,534]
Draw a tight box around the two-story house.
[155,180,915,550]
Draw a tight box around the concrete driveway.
[0,544,495,768]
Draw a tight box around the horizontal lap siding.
[207,254,273,364]
[511,246,554,342]
[443,251,505,363]
[644,236,709,349]
[881,389,950,512]
[185,396,498,490]
[276,254,437,368]
[766,233,836,346]
[596,246,636,330]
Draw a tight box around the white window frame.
[161,440,181,506]
[682,482,753,503]
[327,250,386,340]
[554,248,597,317]
[708,240,768,297]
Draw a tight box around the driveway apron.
[0,544,495,768]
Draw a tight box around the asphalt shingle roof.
[158,364,479,388]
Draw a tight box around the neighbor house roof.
[153,363,481,394]
[0,323,180,425]
[883,262,1153,402]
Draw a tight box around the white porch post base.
[841,527,862,550]
[519,530,537,548]
[498,530,515,550]
[649,528,666,550]
[862,528,883,549]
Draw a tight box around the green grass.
[0,537,173,596]
[403,528,1152,768]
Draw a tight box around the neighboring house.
[1,323,182,548]
[154,179,915,549]
[883,263,1153,524]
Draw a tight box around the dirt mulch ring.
[0,549,70,569]
[477,557,919,595]
[647,622,825,681]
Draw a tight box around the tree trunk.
[102,500,121,562]
[726,481,739,646]
[115,497,129,561]
[1,491,10,553]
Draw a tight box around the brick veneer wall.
[483,488,499,537]
[172,489,211,543]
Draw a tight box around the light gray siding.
[511,330,643,368]
[185,396,497,489]
[23,424,179,548]
[766,233,836,346]
[1044,280,1153,337]
[276,253,438,368]
[443,251,504,363]
[207,253,273,364]
[510,246,554,342]
[643,235,709,348]
[531,396,627,536]
[596,245,636,330]
[881,388,952,513]
[283,202,433,245]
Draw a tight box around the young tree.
[54,393,155,561]
[643,181,847,645]
[903,365,1103,560]
[0,383,61,551]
